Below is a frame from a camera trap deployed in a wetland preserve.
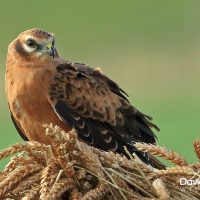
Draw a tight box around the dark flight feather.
[10,112,28,141]
[49,62,164,169]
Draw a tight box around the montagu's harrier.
[5,28,164,169]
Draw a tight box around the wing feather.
[10,112,28,141]
[49,62,163,168]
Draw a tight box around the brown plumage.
[5,28,164,168]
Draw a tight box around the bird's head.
[7,28,60,68]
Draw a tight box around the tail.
[148,154,166,169]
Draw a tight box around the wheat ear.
[0,164,42,198]
[152,178,170,200]
[135,142,188,166]
[193,140,200,160]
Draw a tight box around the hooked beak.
[46,39,56,58]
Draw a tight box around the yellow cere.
[46,42,52,50]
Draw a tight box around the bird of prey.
[5,28,164,169]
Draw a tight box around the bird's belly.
[13,97,70,145]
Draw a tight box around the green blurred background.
[1,0,200,168]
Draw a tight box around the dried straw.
[0,124,199,200]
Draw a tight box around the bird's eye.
[26,39,36,48]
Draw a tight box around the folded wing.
[48,62,162,168]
